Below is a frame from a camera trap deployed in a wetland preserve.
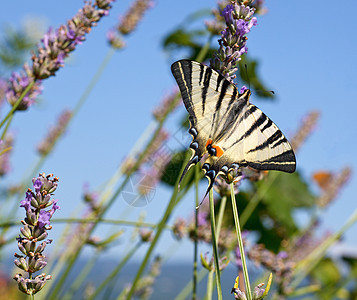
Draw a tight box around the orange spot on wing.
[212,145,224,157]
[205,139,213,148]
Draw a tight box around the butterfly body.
[171,60,296,196]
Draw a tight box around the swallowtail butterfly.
[171,60,296,197]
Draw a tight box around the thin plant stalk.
[230,182,252,300]
[216,196,227,238]
[174,269,207,300]
[290,208,357,289]
[205,193,227,300]
[0,80,35,131]
[240,173,279,226]
[125,151,193,300]
[208,189,222,300]
[193,165,200,300]
[62,252,100,300]
[88,242,141,300]
[47,117,170,298]
[206,271,214,300]
[0,114,13,140]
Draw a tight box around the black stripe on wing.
[201,67,212,116]
[244,150,296,173]
[171,60,196,124]
[247,130,284,153]
[227,110,268,148]
[209,78,230,136]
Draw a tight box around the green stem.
[125,152,193,300]
[0,114,13,140]
[206,271,214,300]
[0,218,172,230]
[125,186,178,299]
[0,80,35,131]
[209,189,222,300]
[231,182,251,300]
[47,121,168,299]
[240,173,279,227]
[175,269,207,300]
[89,242,141,300]
[216,196,227,238]
[62,252,100,300]
[193,165,200,300]
[72,48,115,116]
[290,208,357,289]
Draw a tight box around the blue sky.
[1,0,357,262]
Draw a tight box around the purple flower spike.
[6,1,114,111]
[210,2,257,83]
[15,173,59,295]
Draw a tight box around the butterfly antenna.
[244,64,251,90]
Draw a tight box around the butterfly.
[171,60,296,197]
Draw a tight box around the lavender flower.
[0,78,7,107]
[0,133,14,176]
[107,0,153,49]
[13,173,59,295]
[137,146,172,196]
[37,109,72,156]
[152,88,180,122]
[172,217,186,240]
[121,129,169,175]
[117,0,153,35]
[209,1,257,83]
[121,256,162,299]
[316,167,351,207]
[291,111,320,151]
[232,273,272,300]
[6,0,114,111]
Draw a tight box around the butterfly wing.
[171,59,296,192]
[171,59,239,184]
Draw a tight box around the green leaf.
[311,258,341,286]
[160,150,193,187]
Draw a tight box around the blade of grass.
[209,189,222,300]
[231,182,251,300]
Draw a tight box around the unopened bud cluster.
[13,173,60,295]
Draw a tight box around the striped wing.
[171,59,296,194]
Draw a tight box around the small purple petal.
[221,5,235,25]
[277,251,288,259]
[50,199,60,216]
[38,210,51,228]
[240,86,248,94]
[20,191,32,210]
[33,179,43,192]
[197,211,208,226]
